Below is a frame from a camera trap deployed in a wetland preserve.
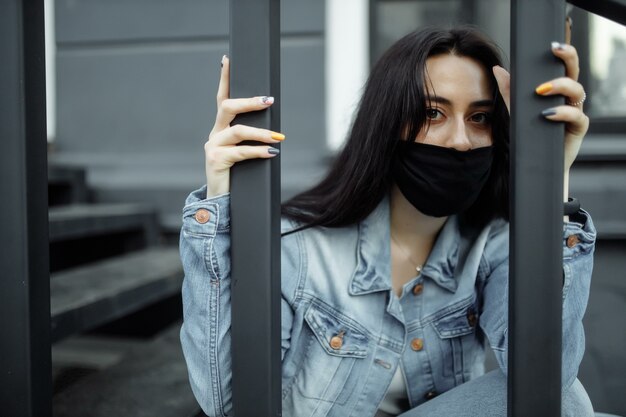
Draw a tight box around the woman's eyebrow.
[470,99,494,108]
[429,96,494,108]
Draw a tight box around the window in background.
[571,5,626,135]
[371,0,472,64]
[371,0,511,71]
[588,13,626,119]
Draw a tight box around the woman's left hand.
[491,42,589,174]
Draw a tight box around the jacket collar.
[348,195,461,296]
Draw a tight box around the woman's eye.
[470,112,491,124]
[426,109,442,120]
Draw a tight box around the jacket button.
[194,209,210,224]
[330,335,343,350]
[566,235,580,248]
[412,283,424,295]
[467,312,477,327]
[410,338,424,351]
[425,391,437,400]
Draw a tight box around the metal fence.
[1,0,625,416]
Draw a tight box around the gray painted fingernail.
[261,96,274,105]
[551,41,564,50]
[542,107,558,117]
[268,147,280,155]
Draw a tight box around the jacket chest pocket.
[294,302,369,406]
[433,305,481,383]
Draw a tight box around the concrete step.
[594,220,626,240]
[569,162,626,241]
[52,335,145,396]
[48,165,89,207]
[52,322,200,417]
[50,247,182,343]
[49,203,159,243]
[579,239,626,417]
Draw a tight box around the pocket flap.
[304,302,369,358]
[433,307,475,339]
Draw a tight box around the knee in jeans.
[562,379,594,417]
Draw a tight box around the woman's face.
[415,54,493,150]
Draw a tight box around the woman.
[179,27,595,416]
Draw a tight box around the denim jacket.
[179,186,596,417]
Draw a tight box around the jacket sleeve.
[179,186,296,417]
[478,210,596,391]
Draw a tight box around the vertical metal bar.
[567,0,626,26]
[0,1,52,416]
[369,0,378,67]
[229,0,281,416]
[509,1,565,416]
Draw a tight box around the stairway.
[569,146,626,416]
[48,164,200,417]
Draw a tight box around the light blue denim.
[179,185,596,417]
[392,369,593,417]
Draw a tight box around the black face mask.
[391,141,494,217]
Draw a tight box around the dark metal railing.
[509,1,565,415]
[0,1,52,417]
[229,0,282,416]
[569,0,626,25]
[509,2,624,414]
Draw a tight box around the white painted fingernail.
[551,41,564,50]
[260,96,274,105]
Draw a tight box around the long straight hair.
[282,26,510,232]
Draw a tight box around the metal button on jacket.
[194,209,210,224]
[467,312,477,327]
[411,338,424,351]
[330,335,343,349]
[330,330,345,350]
[412,283,424,295]
[425,391,437,400]
[566,235,580,248]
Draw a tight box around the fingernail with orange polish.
[260,96,274,105]
[270,131,285,141]
[535,82,553,95]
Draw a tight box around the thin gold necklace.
[390,233,423,274]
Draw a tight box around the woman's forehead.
[423,54,492,103]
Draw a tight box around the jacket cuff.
[182,185,231,237]
[562,208,595,298]
[562,208,596,260]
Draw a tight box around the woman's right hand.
[204,55,285,198]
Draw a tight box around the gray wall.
[51,0,327,229]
